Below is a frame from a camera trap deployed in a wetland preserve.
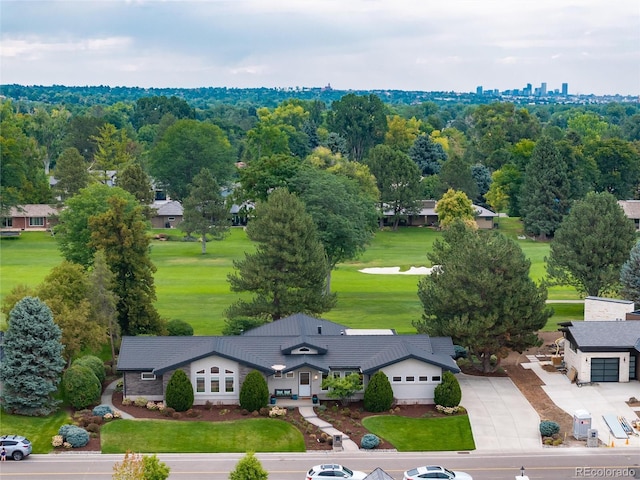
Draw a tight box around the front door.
[299,371,311,397]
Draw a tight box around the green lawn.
[100,418,305,453]
[0,222,584,334]
[0,409,71,453]
[362,414,475,451]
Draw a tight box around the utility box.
[573,410,592,439]
[332,434,342,451]
[587,428,599,447]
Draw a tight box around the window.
[298,347,310,352]
[432,375,441,382]
[225,376,234,392]
[29,217,45,227]
[1,218,12,228]
[141,372,156,381]
[392,376,401,382]
[285,372,295,379]
[419,376,428,382]
[321,373,329,390]
[168,217,175,221]
[274,371,282,378]
[196,377,205,393]
[406,376,415,382]
[211,378,220,393]
[193,364,234,394]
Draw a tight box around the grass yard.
[0,219,584,335]
[100,418,305,453]
[0,409,71,454]
[362,414,475,451]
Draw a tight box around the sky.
[1,0,639,96]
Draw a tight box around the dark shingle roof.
[242,313,349,336]
[364,468,395,480]
[117,315,459,375]
[567,321,640,351]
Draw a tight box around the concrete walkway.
[298,406,361,451]
[101,379,135,419]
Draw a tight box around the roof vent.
[317,325,322,334]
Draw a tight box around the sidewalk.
[101,379,135,419]
[298,406,361,452]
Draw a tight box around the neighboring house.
[1,204,61,233]
[383,200,497,229]
[560,320,640,383]
[617,200,640,230]
[117,313,459,405]
[150,200,183,229]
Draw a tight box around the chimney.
[317,325,322,334]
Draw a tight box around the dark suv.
[0,435,33,460]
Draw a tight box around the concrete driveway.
[523,360,640,448]
[458,373,542,452]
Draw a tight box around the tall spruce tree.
[519,136,571,239]
[621,242,640,307]
[180,168,230,254]
[0,297,65,416]
[547,191,636,297]
[226,188,335,321]
[415,221,551,373]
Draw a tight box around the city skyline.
[1,0,639,96]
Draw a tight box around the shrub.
[161,407,176,417]
[92,404,113,418]
[268,406,287,417]
[58,424,76,438]
[121,397,132,406]
[433,371,462,408]
[90,416,103,425]
[453,345,468,360]
[64,425,90,448]
[539,420,560,437]
[134,396,148,407]
[364,371,394,412]
[86,423,100,433]
[62,364,102,409]
[165,370,194,412]
[360,434,380,449]
[239,370,269,412]
[73,355,106,384]
[166,319,194,336]
[229,452,268,480]
[51,435,63,447]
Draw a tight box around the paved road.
[1,450,638,480]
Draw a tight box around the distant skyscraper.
[476,86,483,95]
[562,83,568,96]
[540,82,547,95]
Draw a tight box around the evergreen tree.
[89,196,164,335]
[226,189,336,321]
[519,136,571,239]
[436,155,478,201]
[53,147,90,200]
[180,168,230,254]
[547,191,636,297]
[165,369,194,412]
[116,163,155,206]
[0,297,65,415]
[239,370,269,412]
[415,221,551,373]
[409,134,446,176]
[433,371,462,407]
[621,242,640,307]
[229,452,268,480]
[363,371,394,412]
[62,363,101,409]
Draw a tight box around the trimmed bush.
[453,345,468,360]
[58,424,76,438]
[360,433,380,449]
[62,364,101,409]
[433,371,462,408]
[165,370,194,412]
[73,355,106,383]
[92,404,113,418]
[166,319,194,336]
[363,371,394,412]
[63,425,90,448]
[239,370,269,412]
[539,420,560,437]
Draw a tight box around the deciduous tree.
[0,297,65,416]
[547,191,636,297]
[436,189,476,229]
[53,147,90,200]
[415,221,551,373]
[321,373,363,406]
[229,452,268,480]
[226,189,335,321]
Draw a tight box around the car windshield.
[342,467,354,475]
[445,468,455,476]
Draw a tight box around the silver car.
[403,465,473,480]
[0,434,33,460]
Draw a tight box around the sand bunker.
[359,266,436,275]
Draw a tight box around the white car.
[403,465,473,480]
[306,464,368,479]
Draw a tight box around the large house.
[383,200,497,229]
[1,204,61,233]
[117,314,460,405]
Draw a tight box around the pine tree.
[519,136,571,239]
[621,242,640,306]
[239,370,269,412]
[363,371,394,412]
[0,297,65,416]
[548,191,637,297]
[180,167,230,254]
[165,369,194,412]
[226,189,336,321]
[415,221,551,373]
[229,452,268,480]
